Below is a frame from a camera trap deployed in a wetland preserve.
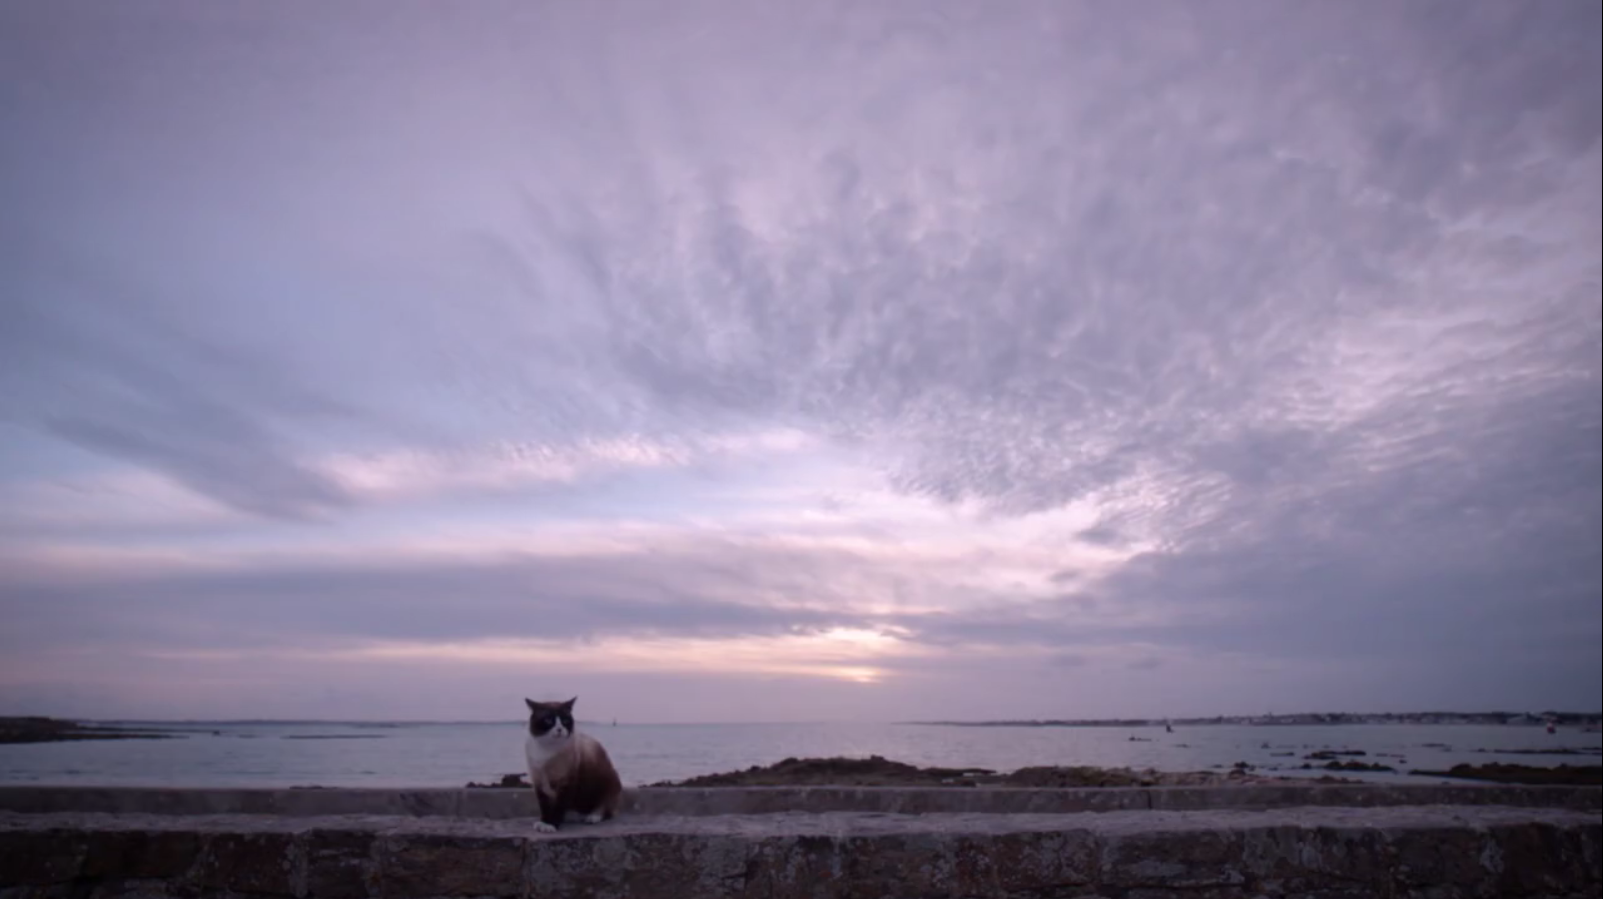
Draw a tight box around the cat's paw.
[582,812,605,825]
[533,822,557,834]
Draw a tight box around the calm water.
[1,721,1597,789]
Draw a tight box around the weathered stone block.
[1101,826,1251,892]
[1583,817,1603,883]
[523,835,630,899]
[835,832,955,898]
[0,830,85,885]
[968,830,1099,896]
[375,832,525,898]
[618,833,748,899]
[1235,822,1399,895]
[1390,825,1499,892]
[1484,820,1601,897]
[0,887,84,899]
[190,831,301,896]
[739,833,843,899]
[1118,889,1254,899]
[81,830,199,881]
[688,833,759,898]
[526,830,758,899]
[305,828,376,898]
[86,881,181,898]
[1305,824,1400,887]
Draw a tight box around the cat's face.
[525,697,577,743]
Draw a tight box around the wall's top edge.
[0,782,1596,819]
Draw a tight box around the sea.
[1,721,1597,789]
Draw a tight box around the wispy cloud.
[0,0,1597,721]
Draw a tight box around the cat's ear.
[524,698,538,711]
[561,697,577,710]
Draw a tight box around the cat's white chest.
[524,734,560,772]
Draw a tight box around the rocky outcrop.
[1410,763,1603,786]
[0,718,179,745]
[643,755,1333,788]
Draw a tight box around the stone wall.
[1,787,1599,898]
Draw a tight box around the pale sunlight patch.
[831,667,883,684]
[157,626,928,684]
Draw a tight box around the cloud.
[0,0,1597,719]
[0,236,366,520]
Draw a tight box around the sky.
[0,1,1598,724]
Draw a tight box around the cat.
[523,696,623,833]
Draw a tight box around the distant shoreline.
[4,711,1599,738]
[0,717,188,745]
[909,711,1603,729]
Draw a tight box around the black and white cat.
[523,697,622,832]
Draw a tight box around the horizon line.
[12,708,1601,728]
